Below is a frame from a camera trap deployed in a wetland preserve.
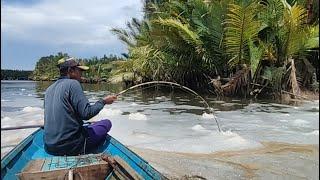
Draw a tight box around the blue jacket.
[44,76,106,155]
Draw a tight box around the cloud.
[1,0,144,46]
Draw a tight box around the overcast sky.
[1,0,144,70]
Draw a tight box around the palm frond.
[304,25,319,49]
[249,39,264,78]
[259,0,285,28]
[283,3,308,57]
[110,28,136,47]
[261,66,285,92]
[224,1,262,67]
[153,18,203,49]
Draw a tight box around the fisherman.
[43,57,117,155]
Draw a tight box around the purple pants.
[84,119,112,150]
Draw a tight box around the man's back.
[44,78,81,144]
[44,77,85,155]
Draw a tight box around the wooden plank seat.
[17,153,111,180]
[17,153,143,180]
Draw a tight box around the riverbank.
[277,89,319,105]
[300,90,319,100]
[6,79,319,104]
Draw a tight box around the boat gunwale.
[1,128,41,170]
[108,136,166,179]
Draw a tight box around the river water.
[1,80,319,179]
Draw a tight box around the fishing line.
[118,84,162,97]
[115,81,221,132]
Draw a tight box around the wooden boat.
[1,128,167,180]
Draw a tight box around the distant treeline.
[1,69,33,80]
[32,52,126,83]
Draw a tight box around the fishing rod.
[1,125,44,131]
[115,81,221,132]
[1,121,97,131]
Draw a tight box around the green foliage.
[261,66,285,92]
[109,0,319,95]
[32,52,124,82]
[1,69,33,80]
[32,52,68,80]
[249,39,264,78]
[224,1,262,67]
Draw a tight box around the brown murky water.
[131,142,319,180]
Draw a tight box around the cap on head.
[57,57,89,71]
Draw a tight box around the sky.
[1,0,144,70]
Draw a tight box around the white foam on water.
[202,112,215,119]
[210,100,225,104]
[222,103,238,107]
[207,130,261,152]
[292,119,310,126]
[1,99,11,102]
[155,96,166,100]
[1,116,12,122]
[116,131,162,147]
[130,102,138,106]
[280,119,288,122]
[191,124,206,131]
[27,94,33,96]
[305,130,319,136]
[132,130,261,153]
[131,131,155,139]
[89,96,99,101]
[20,88,26,91]
[129,112,147,121]
[24,120,42,126]
[1,117,13,128]
[220,130,237,136]
[22,106,43,112]
[179,99,190,102]
[98,108,122,117]
[1,129,36,152]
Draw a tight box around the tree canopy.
[111,0,319,98]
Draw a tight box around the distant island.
[1,69,33,80]
[30,52,130,84]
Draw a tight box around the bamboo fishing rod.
[1,121,98,131]
[2,81,221,132]
[116,81,221,132]
[1,125,44,131]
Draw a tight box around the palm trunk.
[289,58,300,96]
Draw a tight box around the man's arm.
[69,81,106,120]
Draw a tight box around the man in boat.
[44,57,117,156]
